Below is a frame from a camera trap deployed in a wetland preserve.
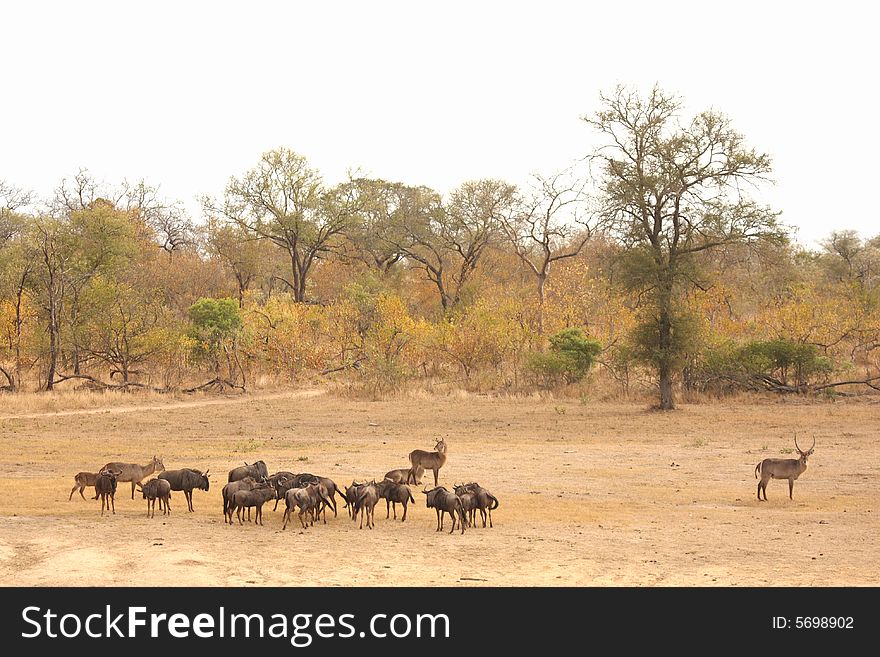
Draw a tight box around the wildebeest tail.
[488,493,499,510]
[755,462,761,479]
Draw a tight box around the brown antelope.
[755,435,816,501]
[408,438,447,486]
[102,455,165,499]
[69,471,100,501]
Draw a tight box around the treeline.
[2,87,879,405]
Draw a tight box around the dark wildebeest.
[267,471,296,507]
[312,476,344,520]
[344,481,367,518]
[102,456,165,499]
[229,483,276,526]
[69,471,100,501]
[454,482,499,528]
[376,479,415,521]
[227,460,269,483]
[353,481,379,530]
[137,478,172,518]
[271,473,318,511]
[282,483,332,530]
[159,468,209,512]
[423,486,465,534]
[222,476,257,523]
[95,469,121,516]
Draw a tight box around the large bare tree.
[500,169,592,332]
[585,86,783,409]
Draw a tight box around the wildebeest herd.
[68,437,500,535]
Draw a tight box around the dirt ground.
[0,389,877,586]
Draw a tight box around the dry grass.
[0,390,878,586]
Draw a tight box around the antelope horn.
[810,436,816,452]
[794,433,802,453]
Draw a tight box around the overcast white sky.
[1,1,877,247]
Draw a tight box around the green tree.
[187,297,245,390]
[585,86,784,409]
[205,147,363,303]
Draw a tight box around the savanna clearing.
[0,389,877,586]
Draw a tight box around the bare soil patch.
[0,391,877,586]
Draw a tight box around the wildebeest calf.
[137,478,172,518]
[222,476,257,523]
[230,483,276,526]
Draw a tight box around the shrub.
[526,328,601,385]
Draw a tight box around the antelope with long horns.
[755,435,815,501]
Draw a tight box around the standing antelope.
[102,455,165,499]
[409,438,448,487]
[755,436,816,501]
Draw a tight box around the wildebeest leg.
[111,493,115,515]
[449,511,456,534]
[434,508,440,531]
[386,499,391,519]
[401,501,407,522]
[788,478,794,500]
[131,481,136,500]
[392,501,398,520]
[273,497,281,512]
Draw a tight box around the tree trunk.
[657,306,675,410]
[14,282,24,391]
[537,273,547,334]
[46,309,58,391]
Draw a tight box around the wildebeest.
[353,481,380,530]
[69,471,100,501]
[314,476,344,519]
[95,469,121,516]
[755,436,816,501]
[281,483,332,530]
[409,438,447,486]
[229,482,276,526]
[222,476,256,523]
[227,460,269,483]
[271,473,319,511]
[376,479,415,521]
[344,481,366,518]
[423,486,465,534]
[158,468,209,512]
[137,478,172,518]
[454,482,499,528]
[102,456,165,499]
